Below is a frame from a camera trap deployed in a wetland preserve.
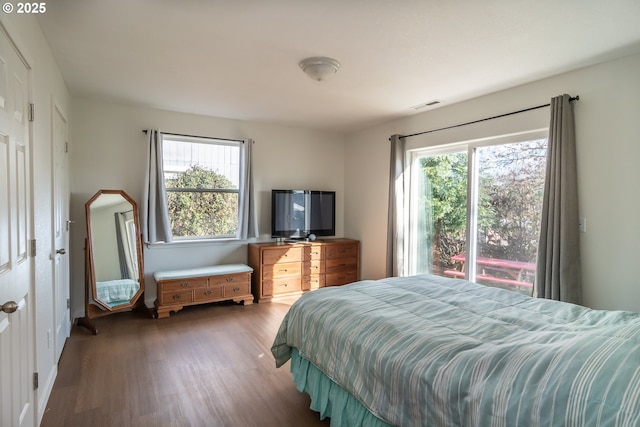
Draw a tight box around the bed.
[271,274,640,426]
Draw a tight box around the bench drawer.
[160,290,194,305]
[193,287,224,302]
[209,272,250,287]
[224,282,251,298]
[160,277,208,292]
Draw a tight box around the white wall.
[345,52,640,313]
[0,13,71,424]
[69,99,346,313]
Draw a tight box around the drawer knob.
[233,286,240,292]
[173,294,182,300]
[204,290,213,296]
[181,281,190,288]
[226,277,234,282]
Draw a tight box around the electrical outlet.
[578,217,587,233]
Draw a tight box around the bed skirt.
[290,348,391,427]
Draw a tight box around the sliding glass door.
[409,135,547,295]
[410,149,468,276]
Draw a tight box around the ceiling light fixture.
[412,100,444,110]
[299,56,341,82]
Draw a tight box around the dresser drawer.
[193,287,224,302]
[325,271,358,287]
[326,257,358,273]
[304,245,325,261]
[303,260,325,275]
[159,277,208,292]
[272,277,302,295]
[261,280,274,297]
[303,274,325,290]
[326,244,358,259]
[209,272,250,287]
[262,247,303,265]
[262,262,302,280]
[160,290,194,305]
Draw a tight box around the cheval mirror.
[78,189,153,334]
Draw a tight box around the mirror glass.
[86,190,144,310]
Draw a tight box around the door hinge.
[33,372,38,390]
[29,103,34,122]
[67,298,70,309]
[65,142,69,153]
[30,239,36,257]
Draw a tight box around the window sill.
[145,238,246,250]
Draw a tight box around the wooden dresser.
[248,239,360,302]
[154,264,253,318]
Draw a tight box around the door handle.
[1,301,18,314]
[56,248,66,255]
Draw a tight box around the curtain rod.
[392,95,579,141]
[142,129,244,143]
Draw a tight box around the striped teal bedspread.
[96,278,139,306]
[272,274,640,426]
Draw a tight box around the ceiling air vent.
[412,100,443,110]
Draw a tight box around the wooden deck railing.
[443,254,535,288]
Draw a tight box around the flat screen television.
[271,190,335,239]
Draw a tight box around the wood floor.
[41,299,331,427]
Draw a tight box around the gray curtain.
[237,138,259,239]
[141,129,173,243]
[534,95,582,304]
[386,134,406,277]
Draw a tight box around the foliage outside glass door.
[413,138,547,296]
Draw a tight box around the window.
[162,134,241,239]
[409,133,547,295]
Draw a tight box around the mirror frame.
[79,189,152,334]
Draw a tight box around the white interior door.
[0,25,34,427]
[52,104,70,361]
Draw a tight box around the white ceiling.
[37,0,640,133]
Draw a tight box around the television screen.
[271,190,335,239]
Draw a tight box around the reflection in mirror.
[90,193,141,308]
[78,190,153,335]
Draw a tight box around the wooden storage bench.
[154,264,253,319]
